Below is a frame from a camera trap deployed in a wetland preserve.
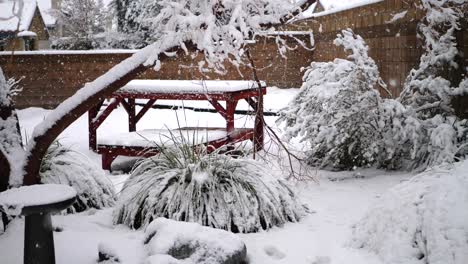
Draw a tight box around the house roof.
[36,0,56,27]
[0,0,38,32]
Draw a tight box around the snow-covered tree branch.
[279,0,468,171]
[5,0,316,186]
[52,0,106,50]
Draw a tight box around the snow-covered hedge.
[114,145,306,232]
[40,142,116,213]
[279,2,468,171]
[351,160,468,264]
[143,218,247,264]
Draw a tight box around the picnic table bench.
[88,80,267,170]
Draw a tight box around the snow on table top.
[0,184,76,216]
[98,128,229,148]
[0,0,37,32]
[119,80,267,94]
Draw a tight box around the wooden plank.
[208,99,228,119]
[91,98,122,130]
[135,99,156,123]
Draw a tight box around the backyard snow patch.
[350,160,468,264]
[143,218,247,264]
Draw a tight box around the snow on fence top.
[301,0,384,19]
[0,49,139,56]
[119,80,267,94]
[0,184,76,215]
[0,0,37,32]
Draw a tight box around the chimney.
[51,0,61,10]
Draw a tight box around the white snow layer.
[0,0,37,32]
[36,0,56,26]
[300,0,384,18]
[351,160,468,264]
[386,10,408,24]
[143,218,245,264]
[0,184,76,216]
[120,80,266,94]
[99,128,228,148]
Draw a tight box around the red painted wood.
[208,99,228,120]
[91,98,122,130]
[97,128,254,169]
[135,99,156,123]
[127,99,136,132]
[88,101,103,151]
[226,99,238,133]
[113,87,266,101]
[89,83,267,170]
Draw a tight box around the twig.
[245,49,315,182]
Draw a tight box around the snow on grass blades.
[113,141,306,232]
[39,142,116,213]
[350,160,468,264]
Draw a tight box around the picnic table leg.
[226,99,238,133]
[88,103,101,151]
[102,152,117,171]
[127,99,136,132]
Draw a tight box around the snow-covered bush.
[400,0,467,116]
[40,142,116,213]
[110,0,162,48]
[279,0,468,171]
[396,0,468,169]
[278,29,386,169]
[114,144,306,232]
[0,67,22,232]
[143,218,247,264]
[350,160,468,264]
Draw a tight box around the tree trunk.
[22,64,150,185]
[0,104,22,231]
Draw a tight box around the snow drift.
[351,160,468,264]
[143,218,247,264]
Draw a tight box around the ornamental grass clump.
[40,142,116,213]
[113,142,306,233]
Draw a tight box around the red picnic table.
[88,80,267,170]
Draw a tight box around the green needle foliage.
[114,140,306,233]
[40,142,116,213]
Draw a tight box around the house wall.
[29,8,50,48]
[4,38,25,51]
[0,0,466,109]
[0,8,50,51]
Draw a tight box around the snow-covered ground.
[0,87,413,264]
